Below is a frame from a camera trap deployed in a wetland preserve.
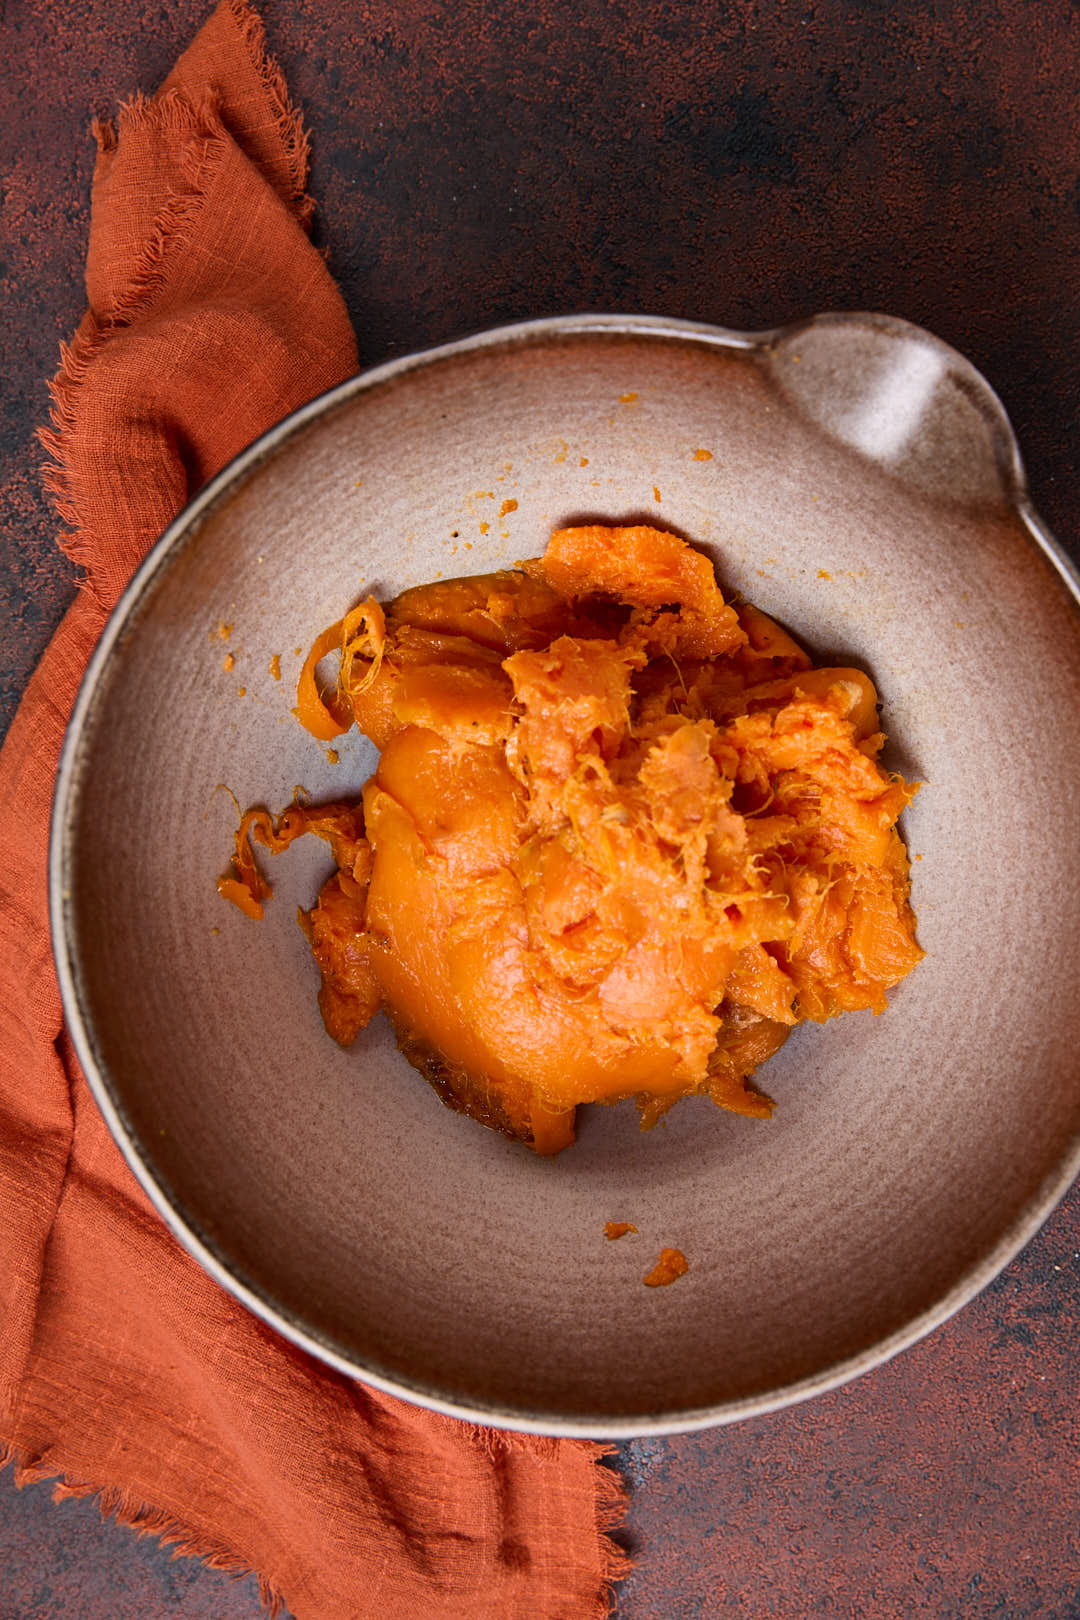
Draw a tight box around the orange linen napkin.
[0,4,629,1615]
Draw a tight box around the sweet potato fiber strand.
[226,525,922,1154]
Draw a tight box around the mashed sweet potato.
[222,525,922,1155]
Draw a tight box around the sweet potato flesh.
[224,525,922,1155]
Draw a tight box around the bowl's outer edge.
[49,310,1080,1437]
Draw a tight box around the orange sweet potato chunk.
[224,524,923,1155]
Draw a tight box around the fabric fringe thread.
[37,93,228,595]
[224,0,314,225]
[592,1445,634,1615]
[0,1437,286,1615]
[2,1433,631,1617]
[39,324,107,600]
[38,0,314,587]
[97,91,228,326]
[455,1428,632,1614]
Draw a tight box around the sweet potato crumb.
[223,653,235,672]
[644,1248,689,1287]
[604,1221,638,1241]
[692,449,713,462]
[269,653,282,681]
[499,498,518,518]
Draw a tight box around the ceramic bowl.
[51,313,1080,1435]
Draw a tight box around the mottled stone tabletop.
[2,2,1078,1616]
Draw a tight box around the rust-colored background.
[2,2,1079,1616]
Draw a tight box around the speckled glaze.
[51,313,1080,1436]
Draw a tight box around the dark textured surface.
[2,1,1079,1616]
[0,1477,272,1619]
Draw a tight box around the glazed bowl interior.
[53,313,1080,1435]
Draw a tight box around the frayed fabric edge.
[591,1444,635,1615]
[38,95,229,596]
[0,1438,286,1616]
[225,0,314,226]
[1,1434,631,1619]
[457,1424,633,1614]
[100,91,229,327]
[39,312,123,605]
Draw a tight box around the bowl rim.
[50,309,1080,1437]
